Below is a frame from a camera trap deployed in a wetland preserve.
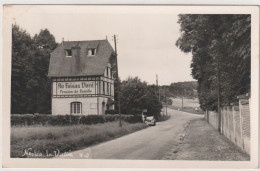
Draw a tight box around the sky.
[8,5,195,85]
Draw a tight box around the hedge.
[105,110,119,114]
[11,114,142,126]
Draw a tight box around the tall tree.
[11,25,57,114]
[176,15,251,111]
[33,29,58,113]
[12,24,35,113]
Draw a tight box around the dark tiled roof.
[48,40,115,77]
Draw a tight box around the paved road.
[56,109,203,160]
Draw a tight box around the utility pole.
[156,74,158,86]
[113,35,122,127]
[182,91,184,109]
[156,74,160,101]
[164,87,167,116]
[217,56,221,133]
[157,75,162,117]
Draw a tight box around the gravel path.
[164,118,250,161]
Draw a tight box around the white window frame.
[71,102,82,114]
[88,48,96,56]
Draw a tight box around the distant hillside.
[168,81,198,98]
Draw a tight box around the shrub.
[157,115,171,122]
[79,115,105,125]
[122,114,142,123]
[105,110,118,114]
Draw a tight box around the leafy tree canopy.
[176,15,250,111]
[120,77,162,119]
[11,24,58,114]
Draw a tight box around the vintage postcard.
[2,5,259,169]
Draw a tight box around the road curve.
[56,109,203,160]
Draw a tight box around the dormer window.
[88,48,96,56]
[66,49,72,57]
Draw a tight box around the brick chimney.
[72,43,81,74]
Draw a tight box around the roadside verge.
[165,118,250,160]
[11,121,147,158]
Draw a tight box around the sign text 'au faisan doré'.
[53,81,96,95]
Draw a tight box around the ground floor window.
[71,102,82,114]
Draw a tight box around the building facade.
[48,40,116,115]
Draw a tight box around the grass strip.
[11,121,147,158]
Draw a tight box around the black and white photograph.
[2,5,259,169]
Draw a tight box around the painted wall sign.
[53,81,96,95]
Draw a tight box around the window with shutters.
[107,67,109,78]
[71,102,82,114]
[107,83,109,95]
[110,84,112,95]
[103,82,105,94]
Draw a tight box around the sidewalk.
[164,118,250,161]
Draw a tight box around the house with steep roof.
[48,39,116,115]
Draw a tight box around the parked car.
[144,116,156,126]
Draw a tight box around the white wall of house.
[52,97,114,115]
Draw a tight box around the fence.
[205,98,250,155]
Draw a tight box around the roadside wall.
[205,99,250,155]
